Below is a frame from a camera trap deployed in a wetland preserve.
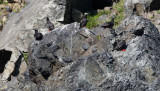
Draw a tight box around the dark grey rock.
[82,43,90,51]
[3,14,160,91]
[64,0,113,23]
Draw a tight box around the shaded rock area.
[0,0,66,82]
[1,0,160,91]
[1,14,160,90]
[0,0,116,82]
[0,0,49,82]
[64,0,113,23]
[150,0,160,11]
[0,50,12,73]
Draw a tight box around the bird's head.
[84,13,89,15]
[83,13,89,18]
[46,16,49,21]
[112,15,116,19]
[142,25,145,29]
[33,28,38,32]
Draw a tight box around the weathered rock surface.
[0,0,67,81]
[1,0,160,90]
[2,14,160,90]
[124,0,160,16]
[0,0,115,83]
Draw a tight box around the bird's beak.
[32,28,38,30]
[84,13,89,15]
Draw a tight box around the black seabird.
[46,17,54,32]
[113,40,127,51]
[101,16,115,29]
[133,26,145,36]
[33,28,43,40]
[79,13,88,29]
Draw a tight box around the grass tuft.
[0,0,3,4]
[86,0,124,29]
[23,53,28,63]
[86,10,111,29]
[113,0,125,27]
[157,9,160,14]
[4,1,8,4]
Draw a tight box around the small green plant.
[86,0,124,29]
[13,9,18,13]
[113,0,125,27]
[97,36,101,39]
[4,1,8,4]
[86,15,99,29]
[22,3,27,8]
[23,53,28,63]
[1,20,3,25]
[117,7,124,13]
[0,0,3,4]
[13,8,21,13]
[150,15,154,19]
[114,12,124,27]
[0,12,2,16]
[157,9,160,14]
[86,10,111,29]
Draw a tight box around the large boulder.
[12,15,159,90]
[0,0,67,81]
[124,0,160,16]
[1,0,160,91]
[0,0,114,82]
[124,0,152,16]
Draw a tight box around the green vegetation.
[13,8,21,13]
[113,0,125,27]
[86,10,111,29]
[0,0,8,4]
[0,12,2,16]
[97,36,101,39]
[0,0,3,4]
[1,20,3,24]
[4,1,8,4]
[157,9,160,14]
[23,53,28,63]
[86,0,124,29]
[13,9,18,13]
[22,3,27,8]
[150,15,154,19]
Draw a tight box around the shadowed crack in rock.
[0,50,12,73]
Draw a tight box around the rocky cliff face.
[1,14,160,90]
[0,0,65,82]
[28,15,160,91]
[1,0,160,91]
[0,0,114,82]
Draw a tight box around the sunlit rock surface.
[0,0,66,81]
[2,15,160,90]
[1,0,160,91]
